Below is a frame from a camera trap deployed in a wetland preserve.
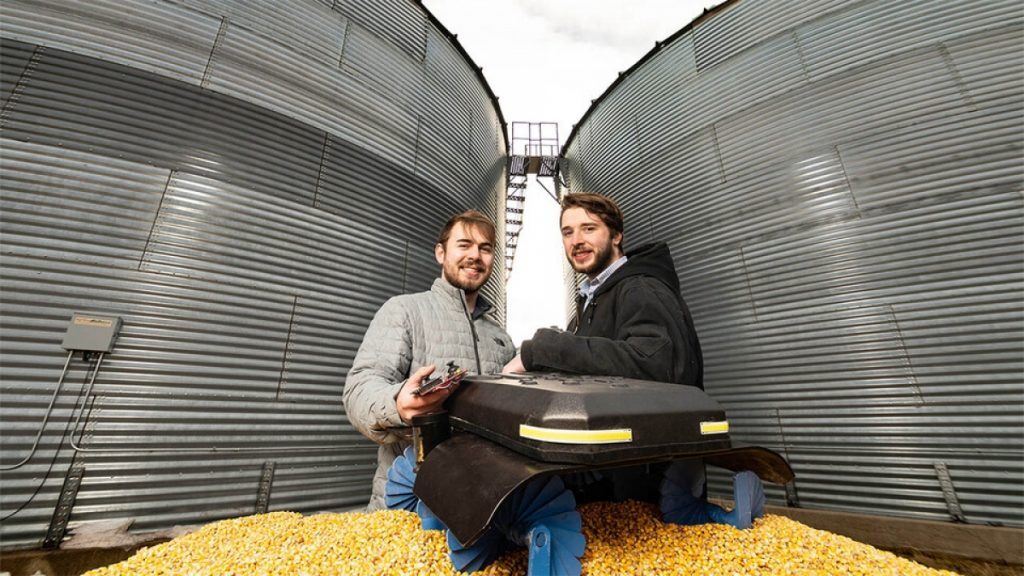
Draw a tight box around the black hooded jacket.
[520,242,703,388]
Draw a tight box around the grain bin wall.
[562,0,1023,527]
[0,0,507,549]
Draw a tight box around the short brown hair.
[560,193,624,238]
[437,209,497,247]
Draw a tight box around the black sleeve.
[521,279,676,382]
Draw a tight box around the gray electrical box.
[61,313,122,352]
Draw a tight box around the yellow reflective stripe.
[700,421,729,435]
[519,424,633,444]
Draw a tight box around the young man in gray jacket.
[344,210,515,511]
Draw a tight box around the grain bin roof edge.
[560,0,738,158]
[417,0,509,154]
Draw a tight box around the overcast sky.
[423,0,718,345]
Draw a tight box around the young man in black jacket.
[503,192,703,388]
[503,195,764,524]
[503,192,713,505]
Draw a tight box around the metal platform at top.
[505,121,562,281]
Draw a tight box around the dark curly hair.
[560,193,625,240]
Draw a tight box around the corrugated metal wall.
[562,0,1023,527]
[0,0,507,549]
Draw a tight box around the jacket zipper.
[459,294,483,374]
[573,294,586,334]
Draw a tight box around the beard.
[570,238,617,276]
[443,258,490,293]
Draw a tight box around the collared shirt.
[578,255,628,311]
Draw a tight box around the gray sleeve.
[343,298,414,444]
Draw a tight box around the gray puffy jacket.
[343,276,515,511]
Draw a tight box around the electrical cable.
[1,353,95,523]
[2,323,345,525]
[1,351,74,471]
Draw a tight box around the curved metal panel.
[3,0,221,84]
[337,0,427,62]
[0,0,506,550]
[206,19,419,170]
[563,0,1023,527]
[0,38,36,105]
[692,0,847,71]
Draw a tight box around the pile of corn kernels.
[84,501,960,575]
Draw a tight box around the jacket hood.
[596,242,681,297]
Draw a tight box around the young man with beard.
[501,193,707,505]
[503,195,766,523]
[344,210,515,511]
[503,192,702,388]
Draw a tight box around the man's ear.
[613,232,624,251]
[434,243,445,265]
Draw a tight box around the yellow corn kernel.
[83,502,962,576]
